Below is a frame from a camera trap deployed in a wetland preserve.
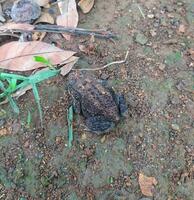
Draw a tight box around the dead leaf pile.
[0,41,78,71]
[0,0,96,72]
[0,0,96,106]
[0,0,95,41]
[138,173,157,197]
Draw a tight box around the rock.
[100,73,110,80]
[150,29,157,37]
[135,33,148,45]
[177,1,184,6]
[178,24,186,33]
[176,80,186,91]
[170,95,180,105]
[11,120,21,134]
[147,14,155,19]
[11,0,41,23]
[158,63,166,70]
[139,198,151,200]
[160,18,167,26]
[171,124,180,132]
[0,128,8,136]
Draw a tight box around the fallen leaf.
[189,49,194,61]
[79,44,87,53]
[0,41,76,71]
[56,0,78,40]
[32,13,54,41]
[0,23,34,31]
[79,43,95,54]
[138,173,157,197]
[78,0,94,14]
[35,12,54,24]
[34,0,49,7]
[60,56,78,76]
[178,24,186,34]
[0,128,8,136]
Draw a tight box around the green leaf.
[0,73,27,81]
[31,83,43,126]
[67,106,73,148]
[165,51,182,66]
[28,69,59,84]
[0,68,60,125]
[34,56,53,68]
[7,95,19,114]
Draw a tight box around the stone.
[158,63,166,70]
[147,14,155,19]
[171,124,180,132]
[11,0,41,23]
[135,33,148,45]
[150,29,157,37]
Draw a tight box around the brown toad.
[68,72,127,134]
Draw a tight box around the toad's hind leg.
[85,116,115,135]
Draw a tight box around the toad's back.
[68,73,120,123]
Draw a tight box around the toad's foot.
[85,116,115,135]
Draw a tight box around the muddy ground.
[0,0,194,199]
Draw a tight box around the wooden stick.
[73,51,129,71]
[0,24,118,40]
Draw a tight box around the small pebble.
[171,124,180,131]
[11,0,41,23]
[81,133,87,140]
[150,29,157,37]
[178,24,186,33]
[147,14,155,19]
[135,33,148,45]
[159,63,166,70]
[177,1,184,6]
[0,128,8,136]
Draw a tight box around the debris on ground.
[0,0,194,199]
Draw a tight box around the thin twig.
[137,5,145,19]
[0,24,118,40]
[0,33,20,38]
[73,51,129,71]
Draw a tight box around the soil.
[0,0,194,199]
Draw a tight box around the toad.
[68,72,127,134]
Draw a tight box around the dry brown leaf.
[78,0,94,14]
[138,173,157,197]
[60,56,79,76]
[56,0,78,40]
[0,23,34,31]
[32,13,54,41]
[0,41,76,71]
[35,12,54,24]
[189,49,194,61]
[178,24,186,34]
[34,0,49,7]
[0,128,8,136]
